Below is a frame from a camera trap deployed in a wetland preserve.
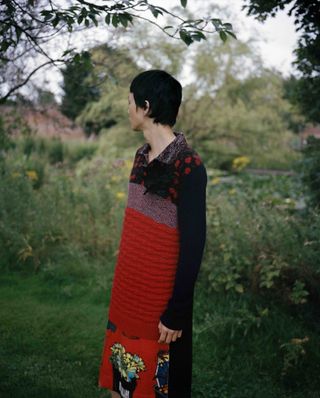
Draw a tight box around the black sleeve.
[160,163,207,331]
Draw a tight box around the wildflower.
[232,156,250,171]
[26,170,38,181]
[111,175,120,182]
[125,159,132,169]
[116,192,125,199]
[211,177,220,185]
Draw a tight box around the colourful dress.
[98,131,207,398]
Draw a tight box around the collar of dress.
[137,131,189,165]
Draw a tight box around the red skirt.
[98,318,170,398]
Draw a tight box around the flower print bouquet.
[110,342,146,382]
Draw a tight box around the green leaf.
[180,0,187,7]
[191,31,206,41]
[85,18,90,27]
[77,15,84,24]
[41,10,52,17]
[112,14,119,27]
[15,26,22,41]
[52,16,60,28]
[42,12,53,21]
[226,30,237,39]
[1,40,11,52]
[69,6,80,12]
[118,13,128,27]
[179,30,193,46]
[219,30,227,42]
[105,13,111,25]
[211,18,222,30]
[74,53,81,63]
[81,7,88,18]
[235,284,244,293]
[62,49,73,57]
[223,23,233,30]
[88,13,98,26]
[149,5,162,18]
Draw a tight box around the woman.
[98,69,207,398]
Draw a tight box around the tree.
[163,18,302,169]
[74,43,141,136]
[0,0,236,103]
[60,50,100,120]
[242,0,320,124]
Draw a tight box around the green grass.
[0,262,112,398]
[193,274,320,398]
[1,263,320,398]
[1,134,319,398]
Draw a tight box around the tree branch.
[0,58,65,103]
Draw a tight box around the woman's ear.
[144,100,151,115]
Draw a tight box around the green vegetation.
[60,51,100,121]
[1,6,319,395]
[1,128,319,397]
[243,0,320,124]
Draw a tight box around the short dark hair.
[129,69,182,127]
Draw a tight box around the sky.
[21,0,300,102]
[202,0,298,76]
[159,0,298,78]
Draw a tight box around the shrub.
[296,135,320,210]
[202,173,319,306]
[48,138,64,164]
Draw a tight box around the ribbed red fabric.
[108,206,180,340]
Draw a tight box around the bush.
[65,141,98,164]
[296,135,320,210]
[0,116,16,154]
[0,157,114,272]
[48,138,64,164]
[202,173,319,306]
[22,135,37,158]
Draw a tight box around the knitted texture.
[108,131,207,340]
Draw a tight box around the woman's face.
[128,92,149,131]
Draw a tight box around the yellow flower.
[26,170,38,181]
[111,175,120,182]
[11,172,21,178]
[211,177,220,185]
[228,188,236,195]
[232,156,250,171]
[116,192,125,200]
[125,159,132,169]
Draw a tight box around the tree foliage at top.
[0,0,236,103]
[60,50,100,120]
[242,0,320,124]
[74,43,141,137]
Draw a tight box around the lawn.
[1,259,320,398]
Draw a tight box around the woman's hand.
[158,320,182,344]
